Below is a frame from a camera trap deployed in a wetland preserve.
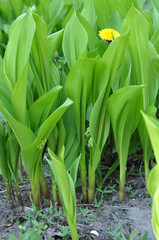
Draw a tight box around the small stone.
[90,230,99,237]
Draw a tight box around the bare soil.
[0,166,156,240]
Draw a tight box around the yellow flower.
[98,28,120,41]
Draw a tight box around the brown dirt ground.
[0,164,156,240]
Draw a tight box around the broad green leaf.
[3,9,35,123]
[3,9,36,86]
[152,188,159,240]
[12,64,28,124]
[107,86,143,159]
[148,165,159,198]
[28,86,62,132]
[147,164,159,239]
[76,12,98,51]
[106,9,123,34]
[0,67,12,113]
[6,132,20,180]
[102,32,129,81]
[48,147,78,240]
[65,56,94,141]
[9,0,23,18]
[65,136,79,171]
[48,0,64,33]
[21,99,72,174]
[117,0,139,19]
[47,29,64,61]
[107,86,144,200]
[93,0,117,29]
[0,0,12,21]
[0,100,35,148]
[152,0,159,12]
[153,4,159,31]
[138,106,156,185]
[81,0,97,29]
[31,13,50,92]
[49,61,60,87]
[141,111,159,164]
[112,50,131,92]
[123,6,150,108]
[39,0,50,23]
[70,154,81,184]
[89,33,129,151]
[0,121,10,181]
[148,42,159,105]
[62,11,88,68]
[90,86,110,150]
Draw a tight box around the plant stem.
[51,182,58,209]
[80,152,87,202]
[14,181,23,206]
[119,173,125,202]
[5,180,14,209]
[18,155,23,183]
[67,219,79,240]
[88,169,95,204]
[38,165,50,208]
[30,176,41,210]
[144,155,150,197]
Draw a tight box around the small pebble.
[90,230,99,237]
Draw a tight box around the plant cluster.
[0,0,159,239]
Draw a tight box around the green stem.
[88,168,95,204]
[14,181,23,206]
[5,180,14,209]
[119,173,125,202]
[67,219,79,240]
[80,152,87,202]
[144,155,150,197]
[38,165,50,208]
[30,176,41,210]
[18,155,23,183]
[51,182,58,209]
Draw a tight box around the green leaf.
[141,111,159,164]
[12,64,28,124]
[0,100,35,148]
[31,13,50,92]
[93,0,117,29]
[147,164,159,239]
[0,121,10,181]
[148,165,159,198]
[6,132,20,180]
[81,0,97,29]
[47,147,78,240]
[0,68,12,114]
[152,0,159,12]
[22,228,42,240]
[138,106,156,185]
[28,86,62,132]
[3,9,36,86]
[102,31,129,81]
[107,86,144,200]
[48,0,64,34]
[65,56,94,141]
[47,29,64,61]
[122,6,150,108]
[9,0,23,18]
[76,12,98,51]
[117,0,139,19]
[62,11,88,68]
[129,230,137,240]
[21,99,73,174]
